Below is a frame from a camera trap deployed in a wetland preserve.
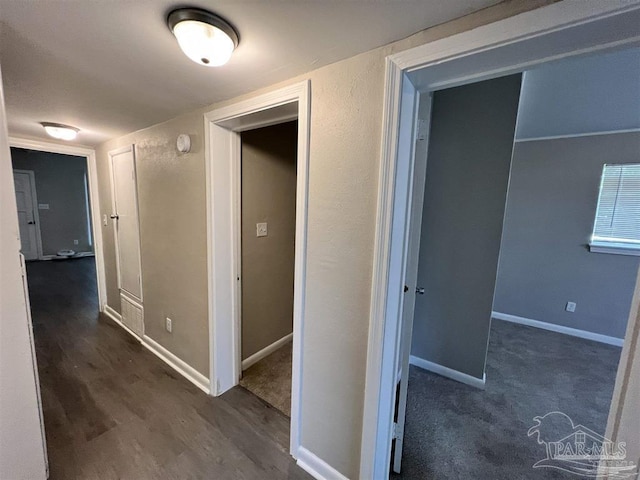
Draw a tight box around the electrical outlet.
[256,222,268,237]
[165,317,173,333]
[73,239,79,245]
[566,302,576,313]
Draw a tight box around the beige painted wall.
[241,122,297,360]
[95,115,209,374]
[94,1,555,476]
[0,66,48,480]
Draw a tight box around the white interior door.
[13,171,40,260]
[392,94,432,474]
[110,146,142,301]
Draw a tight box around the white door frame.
[8,137,107,311]
[12,169,43,260]
[204,80,310,458]
[360,2,640,477]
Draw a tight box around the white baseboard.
[242,332,293,370]
[103,304,121,321]
[409,355,486,390]
[103,304,139,340]
[102,304,210,394]
[492,311,624,347]
[296,446,349,480]
[142,335,210,394]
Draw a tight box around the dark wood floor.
[27,258,310,479]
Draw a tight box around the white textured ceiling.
[0,0,500,146]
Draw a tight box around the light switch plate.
[256,222,268,237]
[103,214,108,226]
[566,301,576,313]
[38,203,49,210]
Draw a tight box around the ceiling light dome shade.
[168,8,239,67]
[41,122,79,141]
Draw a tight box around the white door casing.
[204,80,310,461]
[109,145,143,302]
[13,170,41,260]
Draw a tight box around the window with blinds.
[591,163,640,255]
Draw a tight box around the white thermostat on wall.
[176,134,191,153]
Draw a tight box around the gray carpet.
[240,341,292,417]
[392,320,622,479]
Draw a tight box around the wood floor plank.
[26,258,311,479]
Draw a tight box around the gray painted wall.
[241,122,297,360]
[411,74,522,379]
[516,47,640,139]
[11,147,92,256]
[493,132,640,339]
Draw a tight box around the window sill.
[588,242,640,257]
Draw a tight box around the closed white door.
[110,146,142,301]
[13,171,40,260]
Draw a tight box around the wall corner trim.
[492,311,624,347]
[141,335,210,394]
[409,355,486,390]
[102,305,210,394]
[296,446,349,480]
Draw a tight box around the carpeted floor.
[240,341,292,417]
[392,320,622,479]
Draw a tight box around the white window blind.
[591,163,640,254]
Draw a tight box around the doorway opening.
[8,138,105,475]
[11,146,101,341]
[392,47,639,479]
[8,139,106,308]
[237,121,298,417]
[361,3,640,478]
[12,149,94,261]
[205,81,310,458]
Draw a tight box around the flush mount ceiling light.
[167,8,239,67]
[40,122,79,141]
